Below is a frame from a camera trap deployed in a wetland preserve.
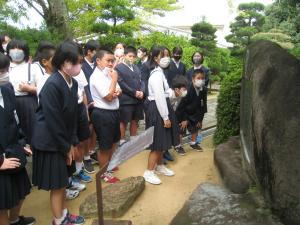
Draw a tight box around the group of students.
[0,34,209,225]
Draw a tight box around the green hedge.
[213,58,243,145]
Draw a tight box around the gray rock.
[91,219,132,225]
[79,176,145,218]
[170,183,283,225]
[240,40,300,225]
[214,136,251,194]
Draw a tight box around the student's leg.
[50,188,65,220]
[147,151,160,170]
[88,126,97,153]
[157,152,164,165]
[129,120,138,137]
[0,210,9,225]
[9,200,23,222]
[191,132,197,143]
[120,122,127,141]
[97,149,111,168]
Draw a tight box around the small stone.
[79,176,145,219]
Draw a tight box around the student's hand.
[115,88,122,97]
[135,91,143,99]
[19,82,32,92]
[196,122,202,128]
[0,158,21,170]
[67,146,75,166]
[164,119,172,128]
[24,146,32,156]
[88,101,95,109]
[180,121,188,130]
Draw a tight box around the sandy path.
[22,136,221,225]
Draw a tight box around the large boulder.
[240,40,300,224]
[79,176,145,218]
[170,183,283,225]
[214,136,251,194]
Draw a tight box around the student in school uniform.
[176,69,208,151]
[31,41,85,225]
[115,46,145,146]
[136,46,148,70]
[186,51,209,87]
[7,39,41,145]
[165,46,186,87]
[0,53,35,225]
[143,46,179,185]
[81,40,100,172]
[90,50,122,184]
[113,42,126,67]
[0,35,11,54]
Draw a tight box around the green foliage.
[98,35,137,50]
[226,2,265,56]
[0,22,62,55]
[213,57,243,145]
[190,20,217,54]
[289,47,300,60]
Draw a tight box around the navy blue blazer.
[140,60,151,96]
[115,63,145,105]
[32,72,78,155]
[186,66,210,87]
[82,59,95,103]
[0,83,26,167]
[165,60,186,87]
[176,84,207,124]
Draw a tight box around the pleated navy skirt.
[15,95,38,145]
[145,98,180,152]
[0,168,31,210]
[32,150,73,191]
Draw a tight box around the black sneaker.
[11,216,36,225]
[84,159,95,174]
[163,150,174,161]
[90,152,98,165]
[174,146,186,156]
[190,143,203,152]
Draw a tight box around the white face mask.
[9,49,25,63]
[159,57,170,69]
[114,48,124,57]
[2,44,7,52]
[181,90,187,97]
[194,79,205,88]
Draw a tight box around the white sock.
[175,144,181,148]
[62,208,68,218]
[75,162,83,174]
[190,141,196,145]
[68,177,72,184]
[84,155,90,160]
[120,139,126,144]
[54,215,65,225]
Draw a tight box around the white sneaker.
[66,189,79,200]
[143,170,162,185]
[155,165,175,176]
[70,180,86,192]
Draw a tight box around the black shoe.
[174,146,186,156]
[84,159,95,174]
[190,144,203,152]
[90,152,98,164]
[11,216,36,225]
[163,150,174,161]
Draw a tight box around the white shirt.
[84,58,94,69]
[172,58,180,69]
[90,67,120,110]
[9,62,41,96]
[148,67,171,120]
[168,89,182,111]
[36,73,51,97]
[74,70,88,104]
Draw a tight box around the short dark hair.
[124,46,136,55]
[172,75,188,89]
[192,68,205,78]
[33,41,56,63]
[6,39,30,62]
[52,41,83,70]
[162,46,171,57]
[149,46,163,71]
[191,51,204,64]
[0,52,10,70]
[95,49,114,60]
[84,40,100,56]
[172,46,183,55]
[138,46,147,54]
[115,42,126,49]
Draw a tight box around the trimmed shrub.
[213,58,243,145]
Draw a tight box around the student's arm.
[41,82,72,155]
[151,72,169,121]
[84,86,94,105]
[104,70,118,102]
[116,68,137,97]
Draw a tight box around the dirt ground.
[21,136,222,225]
